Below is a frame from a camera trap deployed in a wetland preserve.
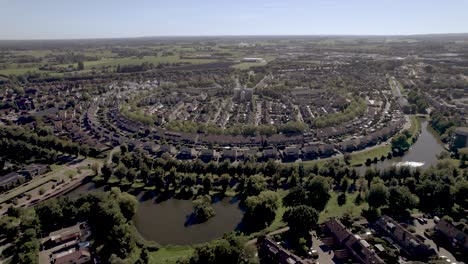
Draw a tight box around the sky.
[1,0,468,40]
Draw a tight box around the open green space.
[319,191,368,222]
[149,246,194,264]
[231,61,267,69]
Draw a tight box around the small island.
[190,195,216,224]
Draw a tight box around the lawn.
[0,55,217,76]
[0,67,40,75]
[231,61,267,69]
[319,192,368,223]
[149,246,194,264]
[348,144,392,166]
[81,55,216,68]
[298,157,339,169]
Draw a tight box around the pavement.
[311,231,336,264]
[411,217,460,263]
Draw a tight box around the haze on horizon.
[1,0,468,40]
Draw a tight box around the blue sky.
[1,0,468,39]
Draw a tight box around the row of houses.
[257,237,310,264]
[434,219,468,257]
[0,164,49,193]
[152,143,336,162]
[322,218,385,264]
[374,215,436,261]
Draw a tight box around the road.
[389,77,402,97]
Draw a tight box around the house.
[257,237,309,264]
[323,218,385,264]
[0,172,25,192]
[434,220,468,251]
[242,149,258,160]
[301,144,319,160]
[221,148,238,161]
[200,149,215,161]
[177,147,196,159]
[450,127,468,150]
[48,222,89,245]
[375,215,436,260]
[52,247,91,264]
[157,144,176,156]
[282,146,300,161]
[19,164,49,179]
[49,224,83,244]
[262,148,279,160]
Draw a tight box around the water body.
[65,182,102,197]
[357,119,445,173]
[134,196,243,245]
[66,184,243,245]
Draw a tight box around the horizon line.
[1,32,468,42]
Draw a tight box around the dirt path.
[245,227,289,246]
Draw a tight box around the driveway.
[311,231,336,264]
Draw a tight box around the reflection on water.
[394,161,425,168]
[357,119,445,173]
[65,182,100,197]
[134,196,243,245]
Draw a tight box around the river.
[357,119,445,173]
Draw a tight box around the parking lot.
[412,216,459,264]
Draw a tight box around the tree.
[337,193,347,206]
[305,176,331,211]
[282,205,318,237]
[137,246,150,264]
[367,183,389,208]
[282,186,308,207]
[455,180,468,209]
[191,195,215,223]
[116,191,138,221]
[184,234,251,264]
[243,191,278,231]
[220,174,231,194]
[391,133,410,154]
[101,163,113,182]
[388,186,418,214]
[77,61,84,70]
[241,174,267,198]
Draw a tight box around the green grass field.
[0,54,218,76]
[348,144,392,166]
[319,192,368,222]
[231,61,267,69]
[149,246,194,264]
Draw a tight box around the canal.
[357,119,445,173]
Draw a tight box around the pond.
[357,119,445,173]
[134,196,243,245]
[66,184,244,245]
